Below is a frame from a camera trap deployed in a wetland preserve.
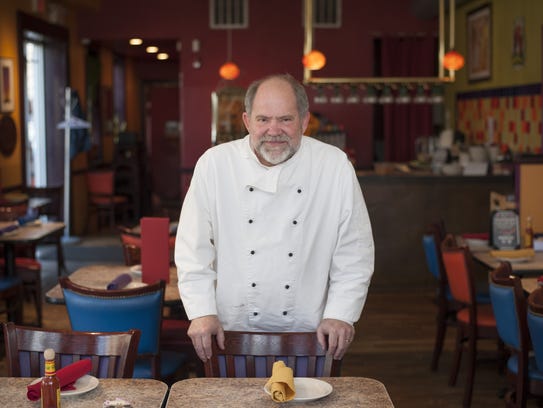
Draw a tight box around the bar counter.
[357,171,513,288]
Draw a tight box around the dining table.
[165,377,395,407]
[0,377,168,407]
[471,250,543,275]
[45,264,180,305]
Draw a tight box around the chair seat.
[0,257,41,271]
[457,304,496,327]
[0,275,22,290]
[132,350,187,379]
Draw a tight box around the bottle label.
[44,360,56,376]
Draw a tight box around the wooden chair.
[87,170,130,231]
[2,322,140,378]
[204,331,342,378]
[489,262,535,408]
[441,233,502,408]
[118,225,176,266]
[59,277,187,380]
[24,185,66,276]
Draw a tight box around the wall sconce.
[378,85,394,104]
[330,86,344,104]
[346,85,361,104]
[192,39,202,69]
[362,85,378,104]
[395,84,412,104]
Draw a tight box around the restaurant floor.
[1,233,541,407]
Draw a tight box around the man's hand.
[316,318,355,360]
[187,315,225,362]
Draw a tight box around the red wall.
[76,0,437,176]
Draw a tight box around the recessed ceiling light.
[157,53,169,60]
[129,38,143,46]
[146,46,159,53]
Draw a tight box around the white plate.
[30,375,99,397]
[264,378,333,402]
[495,256,533,264]
[129,264,141,275]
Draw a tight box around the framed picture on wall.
[0,58,15,113]
[467,4,492,81]
[211,86,246,145]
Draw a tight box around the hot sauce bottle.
[41,348,61,408]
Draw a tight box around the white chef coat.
[175,135,374,331]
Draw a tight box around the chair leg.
[462,328,477,408]
[56,238,67,276]
[449,325,464,386]
[431,308,448,371]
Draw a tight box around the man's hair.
[244,73,309,118]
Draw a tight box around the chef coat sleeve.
[322,159,374,325]
[175,153,218,320]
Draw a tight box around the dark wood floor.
[2,238,542,407]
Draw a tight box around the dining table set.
[0,375,395,407]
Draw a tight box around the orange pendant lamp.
[443,50,465,71]
[219,29,240,80]
[302,50,326,70]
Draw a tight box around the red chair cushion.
[457,304,496,327]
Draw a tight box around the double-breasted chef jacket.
[175,135,374,331]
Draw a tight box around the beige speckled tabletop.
[45,264,180,305]
[165,377,394,407]
[0,377,168,407]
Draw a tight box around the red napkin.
[461,232,489,240]
[27,359,92,401]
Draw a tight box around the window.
[312,0,342,28]
[210,0,248,29]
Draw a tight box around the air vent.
[313,0,341,28]
[210,0,248,29]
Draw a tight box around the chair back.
[422,224,446,282]
[2,322,140,378]
[59,277,164,378]
[527,287,543,371]
[87,170,115,197]
[204,331,341,378]
[440,234,476,305]
[489,262,527,351]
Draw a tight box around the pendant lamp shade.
[219,62,240,80]
[302,50,326,70]
[443,50,465,71]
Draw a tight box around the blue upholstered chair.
[59,277,186,380]
[489,262,542,408]
[0,275,23,324]
[204,331,341,378]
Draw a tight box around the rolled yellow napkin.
[490,248,535,259]
[265,361,296,403]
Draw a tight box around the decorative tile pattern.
[456,84,542,154]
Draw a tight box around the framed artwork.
[211,86,246,145]
[467,4,492,81]
[0,58,15,113]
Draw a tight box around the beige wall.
[446,0,543,121]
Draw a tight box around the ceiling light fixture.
[146,46,159,54]
[129,38,143,46]
[219,29,240,80]
[443,0,464,72]
[157,53,169,60]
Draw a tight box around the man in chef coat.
[175,74,374,362]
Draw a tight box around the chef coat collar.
[240,135,305,193]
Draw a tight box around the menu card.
[141,217,170,284]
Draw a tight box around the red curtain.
[380,35,437,162]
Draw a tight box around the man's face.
[243,78,309,166]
